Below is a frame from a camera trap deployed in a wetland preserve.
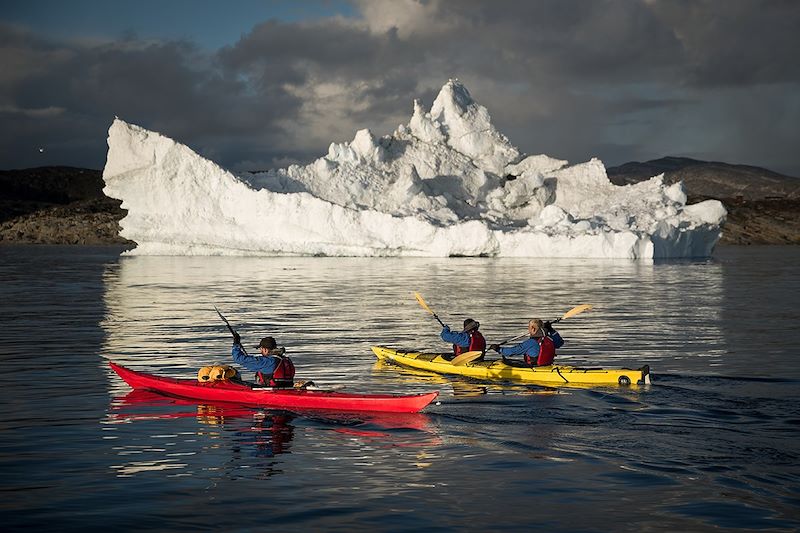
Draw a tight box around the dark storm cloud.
[226,20,430,125]
[420,0,800,86]
[1,0,798,175]
[0,23,304,170]
[221,19,379,76]
[648,0,800,87]
[420,0,684,82]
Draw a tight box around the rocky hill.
[0,167,131,245]
[606,157,800,245]
[1,161,798,246]
[606,156,800,200]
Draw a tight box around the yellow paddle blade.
[414,291,435,316]
[451,351,483,366]
[560,304,592,320]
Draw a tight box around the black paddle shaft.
[215,306,248,355]
[215,306,237,335]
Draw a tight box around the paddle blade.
[414,291,434,315]
[451,351,483,366]
[560,304,592,321]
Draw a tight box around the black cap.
[463,318,480,332]
[255,336,277,350]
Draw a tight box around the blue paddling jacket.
[499,331,564,365]
[232,343,279,374]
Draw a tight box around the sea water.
[0,246,798,531]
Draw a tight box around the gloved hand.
[232,332,241,345]
[276,347,286,356]
[543,321,554,334]
[489,344,500,352]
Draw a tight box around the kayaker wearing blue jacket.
[232,333,296,387]
[441,318,486,361]
[489,319,564,366]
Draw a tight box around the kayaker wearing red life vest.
[441,318,487,361]
[232,333,296,387]
[489,318,564,366]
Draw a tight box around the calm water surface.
[0,246,798,531]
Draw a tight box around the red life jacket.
[454,330,486,356]
[256,356,296,387]
[524,335,555,366]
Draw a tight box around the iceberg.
[102,79,726,258]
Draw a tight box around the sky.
[1,0,799,176]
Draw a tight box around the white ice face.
[102,79,726,258]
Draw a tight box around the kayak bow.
[109,362,438,413]
[372,346,651,387]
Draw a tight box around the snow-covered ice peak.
[102,80,727,258]
[426,78,520,174]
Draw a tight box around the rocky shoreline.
[0,167,133,246]
[0,197,132,246]
[704,197,799,245]
[1,166,798,247]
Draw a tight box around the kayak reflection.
[110,389,295,457]
[110,389,442,452]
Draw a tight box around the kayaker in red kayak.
[232,333,296,387]
[441,318,487,361]
[489,319,564,366]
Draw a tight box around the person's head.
[528,319,544,337]
[256,336,277,354]
[463,318,480,333]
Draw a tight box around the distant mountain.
[606,156,800,200]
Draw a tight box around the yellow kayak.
[372,346,651,387]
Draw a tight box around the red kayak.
[109,362,439,413]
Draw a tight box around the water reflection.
[106,390,294,476]
[105,388,442,478]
